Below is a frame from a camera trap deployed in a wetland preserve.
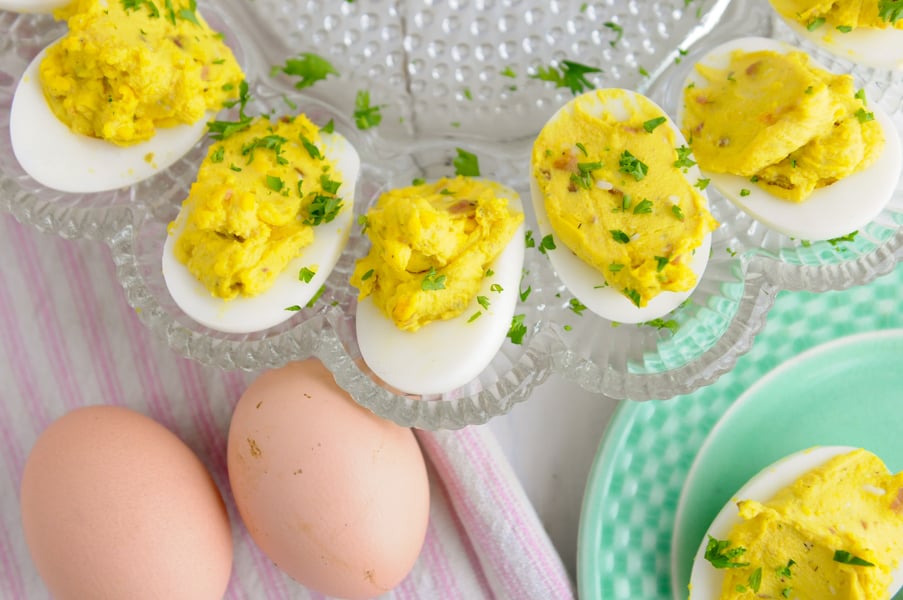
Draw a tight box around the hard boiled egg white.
[162,131,360,335]
[0,0,68,12]
[530,89,712,324]
[689,446,903,599]
[769,0,903,71]
[682,37,902,241]
[10,44,213,194]
[355,189,525,396]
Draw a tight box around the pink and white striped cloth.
[0,212,574,600]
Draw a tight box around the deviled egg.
[680,37,901,241]
[769,0,903,71]
[690,446,903,599]
[162,114,360,335]
[10,0,243,193]
[530,88,717,324]
[351,177,525,396]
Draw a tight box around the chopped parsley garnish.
[878,0,903,23]
[467,312,482,323]
[525,230,536,248]
[633,199,653,215]
[463,87,473,100]
[604,22,623,47]
[735,567,762,594]
[229,164,242,172]
[300,136,322,160]
[782,588,793,598]
[837,24,853,32]
[319,173,341,194]
[643,116,667,133]
[490,283,504,293]
[298,267,316,283]
[623,288,641,307]
[361,268,374,281]
[609,263,624,272]
[306,284,326,308]
[265,175,284,192]
[739,188,751,197]
[320,119,335,134]
[776,559,796,579]
[353,90,383,130]
[694,178,710,190]
[122,0,161,18]
[571,161,604,190]
[807,16,826,30]
[828,230,858,246]
[477,295,491,309]
[703,536,750,569]
[654,256,669,271]
[210,146,225,163]
[177,0,200,26]
[610,229,631,244]
[242,134,289,165]
[358,214,369,233]
[643,318,679,333]
[453,148,481,177]
[272,53,339,89]
[519,286,532,302]
[833,551,874,567]
[485,268,494,277]
[208,81,252,140]
[282,95,298,110]
[618,150,648,181]
[856,107,875,123]
[539,234,556,254]
[639,66,650,77]
[674,145,696,169]
[530,60,601,95]
[421,267,447,291]
[575,142,589,156]
[412,177,426,186]
[672,205,685,221]
[500,66,517,78]
[285,305,302,311]
[506,314,527,344]
[568,298,587,315]
[304,193,343,226]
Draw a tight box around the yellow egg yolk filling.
[351,177,523,332]
[41,0,244,146]
[532,89,717,309]
[682,49,884,202]
[770,0,903,32]
[172,115,342,300]
[711,449,903,600]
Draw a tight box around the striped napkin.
[0,213,573,600]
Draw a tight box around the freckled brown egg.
[227,359,430,600]
[20,406,233,600]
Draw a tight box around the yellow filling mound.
[351,177,523,332]
[41,0,244,145]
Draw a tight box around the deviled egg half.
[162,114,360,335]
[530,88,717,324]
[690,446,903,599]
[769,0,903,71]
[351,177,525,396]
[680,37,901,241]
[10,0,244,193]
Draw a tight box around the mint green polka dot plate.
[578,263,903,600]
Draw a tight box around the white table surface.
[488,375,619,583]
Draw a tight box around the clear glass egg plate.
[2,0,902,428]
